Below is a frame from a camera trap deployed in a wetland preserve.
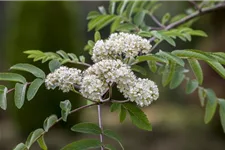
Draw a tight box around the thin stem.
[97,105,104,150]
[66,61,91,67]
[149,13,165,29]
[111,99,130,103]
[150,40,163,52]
[188,0,202,13]
[7,82,31,94]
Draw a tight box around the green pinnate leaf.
[0,85,7,110]
[110,17,122,33]
[198,87,206,107]
[218,99,225,133]
[13,143,28,150]
[37,136,48,150]
[151,30,162,39]
[160,33,176,46]
[185,79,198,94]
[87,40,95,48]
[10,63,45,79]
[60,100,72,122]
[161,13,170,25]
[27,78,44,101]
[172,49,214,61]
[56,50,69,59]
[147,61,157,73]
[188,30,207,37]
[157,50,184,66]
[134,11,146,26]
[109,1,116,14]
[25,128,45,149]
[204,89,217,124]
[137,54,167,63]
[94,31,101,42]
[120,106,127,123]
[87,11,100,20]
[71,122,102,135]
[43,115,58,132]
[206,61,225,79]
[88,15,116,31]
[95,16,117,31]
[117,0,128,15]
[61,139,101,150]
[49,59,61,72]
[150,3,162,14]
[68,53,79,62]
[131,65,147,76]
[169,68,185,89]
[188,59,203,85]
[79,56,85,63]
[0,73,26,84]
[123,103,152,131]
[110,103,121,112]
[103,129,124,150]
[116,23,137,32]
[126,1,137,18]
[14,83,27,109]
[162,62,176,87]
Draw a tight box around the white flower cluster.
[81,59,159,106]
[128,78,159,107]
[45,66,82,93]
[92,32,152,62]
[45,32,159,107]
[80,75,108,101]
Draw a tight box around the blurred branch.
[111,99,130,103]
[149,13,165,29]
[149,2,225,42]
[166,2,225,30]
[188,0,202,13]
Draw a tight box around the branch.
[23,96,130,149]
[188,0,202,13]
[149,13,165,29]
[166,2,225,30]
[149,2,225,42]
[24,102,99,149]
[97,105,104,150]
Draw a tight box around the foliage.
[0,1,225,150]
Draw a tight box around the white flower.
[84,59,136,84]
[45,66,82,93]
[80,75,108,101]
[127,78,159,107]
[92,32,152,62]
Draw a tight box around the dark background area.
[0,1,225,150]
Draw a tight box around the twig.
[149,13,165,29]
[24,103,99,149]
[7,82,31,94]
[188,0,202,13]
[111,99,130,103]
[165,2,225,30]
[67,61,91,67]
[97,105,104,150]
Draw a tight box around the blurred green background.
[0,1,225,150]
